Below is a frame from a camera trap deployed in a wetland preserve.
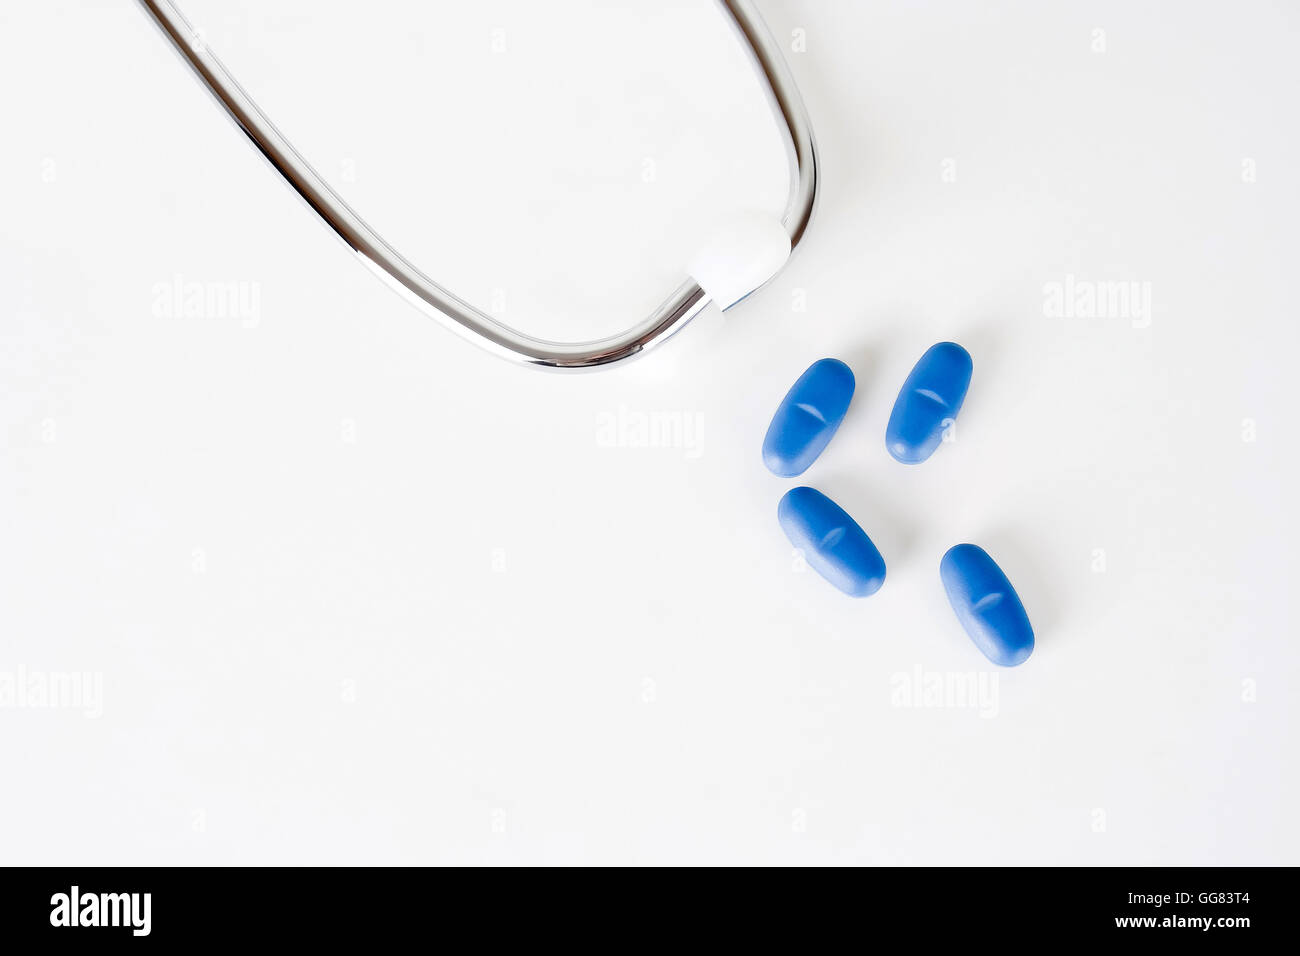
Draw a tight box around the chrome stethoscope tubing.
[136,0,819,369]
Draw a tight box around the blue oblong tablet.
[886,342,972,464]
[763,359,855,477]
[778,487,886,597]
[940,544,1034,666]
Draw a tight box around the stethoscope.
[137,0,819,369]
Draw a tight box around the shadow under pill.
[816,472,918,571]
[950,318,1002,405]
[836,324,908,412]
[967,528,1066,643]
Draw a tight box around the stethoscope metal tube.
[135,0,819,369]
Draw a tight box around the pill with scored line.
[886,342,972,464]
[940,544,1034,666]
[778,486,886,597]
[763,358,855,477]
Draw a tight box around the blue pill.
[940,544,1034,666]
[778,486,886,597]
[763,358,855,477]
[886,342,972,464]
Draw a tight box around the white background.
[2,0,1297,865]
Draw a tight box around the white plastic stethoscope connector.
[688,212,792,312]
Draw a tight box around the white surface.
[1,0,1297,865]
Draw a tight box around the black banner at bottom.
[0,866,1285,943]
